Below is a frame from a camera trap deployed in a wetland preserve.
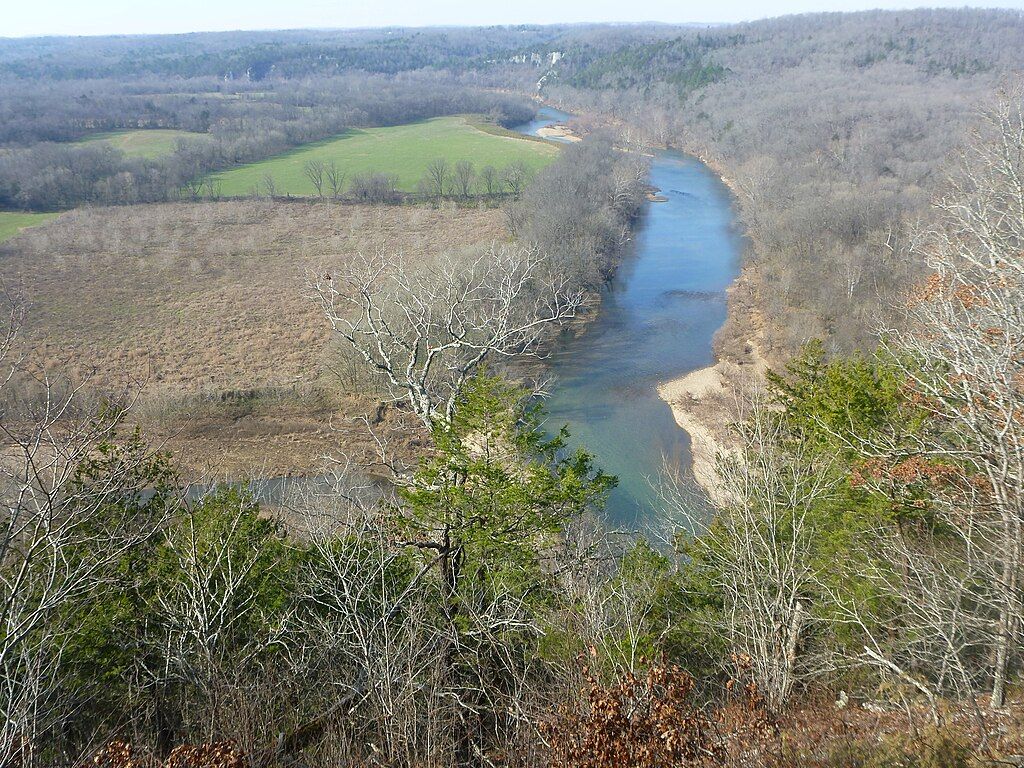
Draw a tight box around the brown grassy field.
[0,200,507,476]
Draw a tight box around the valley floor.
[0,199,507,478]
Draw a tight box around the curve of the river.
[209,109,743,518]
[513,107,743,526]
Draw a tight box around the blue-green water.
[229,109,742,519]
[514,108,744,526]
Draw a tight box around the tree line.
[0,26,580,81]
[220,157,538,206]
[510,133,649,290]
[8,104,1024,764]
[0,75,535,210]
[544,8,1024,356]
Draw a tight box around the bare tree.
[312,243,583,429]
[453,160,475,200]
[0,297,173,761]
[501,162,529,198]
[831,505,991,717]
[479,165,499,198]
[349,172,399,204]
[609,150,650,216]
[425,158,450,201]
[667,388,838,711]
[182,177,205,201]
[324,160,346,199]
[149,488,290,742]
[201,177,221,200]
[879,91,1024,709]
[304,159,326,198]
[261,173,277,198]
[296,491,450,764]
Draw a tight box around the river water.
[215,109,742,518]
[513,107,743,527]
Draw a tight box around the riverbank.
[650,149,773,503]
[657,334,766,505]
[536,124,582,142]
[516,104,746,520]
[653,211,769,504]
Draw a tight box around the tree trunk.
[991,507,1021,710]
[991,610,1009,709]
[779,600,804,708]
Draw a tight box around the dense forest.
[0,27,567,80]
[544,9,1024,355]
[0,76,536,209]
[3,9,1024,768]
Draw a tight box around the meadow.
[1,200,505,391]
[77,128,202,158]
[0,201,507,475]
[208,116,558,196]
[0,211,59,243]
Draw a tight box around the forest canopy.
[4,9,1024,767]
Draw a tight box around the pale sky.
[1,0,1021,38]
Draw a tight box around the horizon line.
[3,6,1021,42]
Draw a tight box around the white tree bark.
[879,91,1024,708]
[312,243,583,429]
[669,389,837,711]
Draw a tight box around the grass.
[0,212,59,244]
[208,116,559,196]
[0,200,506,392]
[0,200,506,476]
[77,129,202,159]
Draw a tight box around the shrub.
[543,661,721,768]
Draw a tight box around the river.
[212,108,742,518]
[512,107,743,527]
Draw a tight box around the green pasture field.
[207,116,559,196]
[0,211,59,244]
[78,129,202,159]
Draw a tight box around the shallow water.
[227,109,744,520]
[513,108,744,526]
